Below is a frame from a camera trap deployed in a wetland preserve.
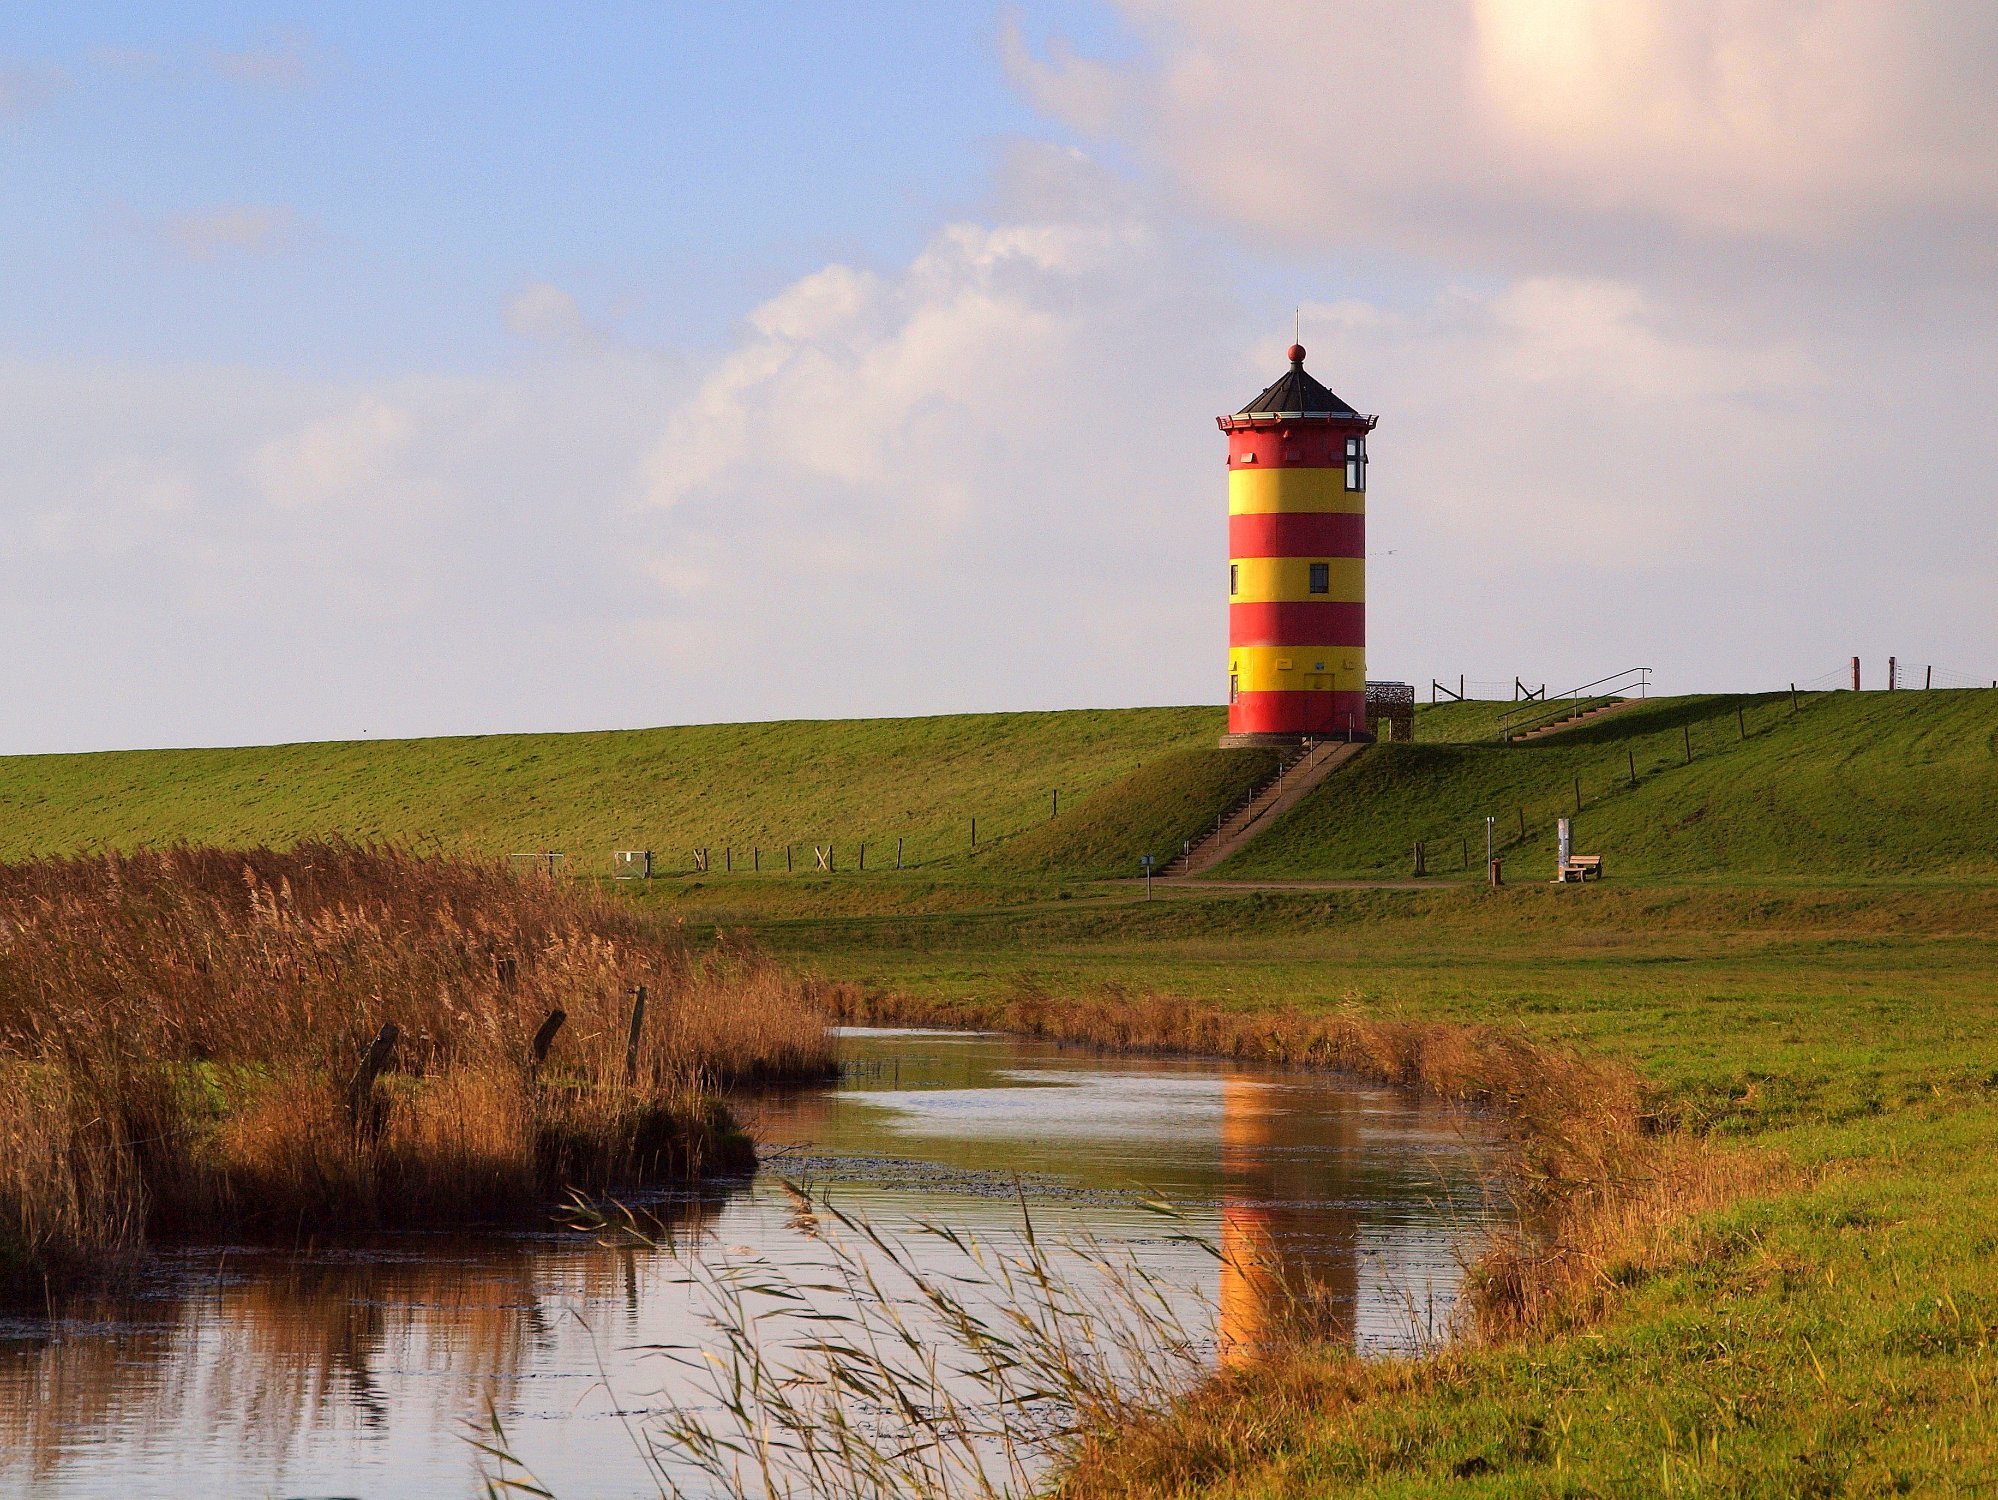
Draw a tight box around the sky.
[1,2,1993,752]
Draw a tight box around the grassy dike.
[0,707,1232,869]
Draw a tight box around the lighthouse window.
[1308,562,1330,594]
[1230,563,1239,596]
[1345,436,1367,491]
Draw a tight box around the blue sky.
[1,3,1993,750]
[1,6,1118,367]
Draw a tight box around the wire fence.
[1428,676,1549,703]
[1793,661,1996,692]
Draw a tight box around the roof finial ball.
[1287,342,1306,367]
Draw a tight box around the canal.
[0,1028,1495,1498]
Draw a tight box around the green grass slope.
[0,707,1226,871]
[1220,689,1998,881]
[991,747,1280,876]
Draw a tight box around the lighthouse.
[1217,344,1377,745]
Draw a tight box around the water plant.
[0,842,836,1293]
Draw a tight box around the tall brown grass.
[0,843,834,1293]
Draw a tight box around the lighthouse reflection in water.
[757,1029,1493,1362]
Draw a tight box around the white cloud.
[629,149,1243,711]
[0,347,687,751]
[166,204,305,260]
[504,282,596,344]
[211,29,317,89]
[249,397,415,510]
[0,62,67,121]
[1006,1,1998,265]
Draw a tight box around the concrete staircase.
[1510,697,1640,742]
[1162,740,1366,878]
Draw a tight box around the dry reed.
[0,843,835,1293]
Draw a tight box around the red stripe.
[1229,691,1369,737]
[1223,421,1368,468]
[1229,512,1364,558]
[1229,602,1365,648]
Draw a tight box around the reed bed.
[0,843,835,1293]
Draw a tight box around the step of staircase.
[1162,741,1366,878]
[1511,697,1638,742]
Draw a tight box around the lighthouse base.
[1226,688,1371,743]
[1219,730,1374,750]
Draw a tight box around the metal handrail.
[1497,667,1652,742]
[1165,740,1318,874]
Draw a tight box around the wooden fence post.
[1683,725,1693,764]
[896,836,904,870]
[786,845,793,873]
[1627,749,1637,787]
[1737,705,1747,741]
[625,986,647,1088]
[347,1022,399,1138]
[859,842,866,871]
[970,817,977,850]
[1573,776,1583,813]
[1412,840,1426,877]
[530,1008,566,1072]
[1517,807,1526,840]
[1790,683,1799,713]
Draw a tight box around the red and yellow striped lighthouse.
[1218,344,1377,743]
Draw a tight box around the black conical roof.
[1236,345,1359,419]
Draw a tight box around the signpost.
[1140,853,1154,901]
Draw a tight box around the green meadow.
[0,707,1223,871]
[6,687,1997,1491]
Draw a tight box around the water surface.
[0,1029,1494,1498]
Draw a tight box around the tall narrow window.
[1229,563,1239,596]
[1229,673,1239,704]
[1345,436,1366,491]
[1308,562,1329,594]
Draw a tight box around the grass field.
[9,690,1992,888]
[765,881,1998,1494]
[6,690,1998,1490]
[0,707,1226,873]
[1220,688,1998,881]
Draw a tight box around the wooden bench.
[1557,854,1603,883]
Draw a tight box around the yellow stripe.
[1228,645,1366,693]
[1228,467,1363,515]
[1229,556,1364,604]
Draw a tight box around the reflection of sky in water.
[836,1068,1232,1139]
[0,1029,1497,1500]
